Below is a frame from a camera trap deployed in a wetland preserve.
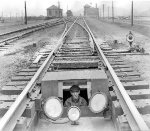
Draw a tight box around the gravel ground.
[1,17,150,88]
[0,23,65,87]
[86,17,150,85]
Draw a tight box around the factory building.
[84,4,99,18]
[66,10,73,17]
[47,5,63,18]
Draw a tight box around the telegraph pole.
[131,1,133,26]
[10,12,11,20]
[103,4,104,19]
[108,6,109,19]
[24,1,27,24]
[1,12,3,18]
[99,8,101,19]
[16,13,18,20]
[112,1,114,22]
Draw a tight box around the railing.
[83,18,149,131]
[0,17,78,131]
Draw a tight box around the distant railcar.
[66,10,73,17]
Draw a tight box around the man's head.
[70,85,80,100]
[129,31,132,34]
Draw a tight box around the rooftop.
[47,5,61,10]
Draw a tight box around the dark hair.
[70,85,80,93]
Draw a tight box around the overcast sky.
[0,0,150,17]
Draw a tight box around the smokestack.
[58,1,60,9]
[24,1,27,24]
[96,3,97,8]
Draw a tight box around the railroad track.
[0,17,149,131]
[0,18,66,51]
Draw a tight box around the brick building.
[47,5,63,18]
[84,4,99,18]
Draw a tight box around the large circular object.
[43,97,63,120]
[89,92,108,113]
[67,106,81,122]
[126,34,134,42]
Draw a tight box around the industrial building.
[47,5,63,18]
[84,4,99,18]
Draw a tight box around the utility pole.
[112,1,114,22]
[99,8,101,19]
[16,13,18,20]
[24,1,27,24]
[10,12,11,20]
[1,12,3,18]
[1,12,4,22]
[103,4,104,19]
[131,1,133,26]
[108,6,109,19]
[22,11,24,21]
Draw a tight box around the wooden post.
[108,6,109,19]
[131,1,133,26]
[103,4,104,19]
[112,1,114,22]
[99,9,101,19]
[24,1,27,25]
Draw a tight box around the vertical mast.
[24,1,27,24]
[103,4,104,19]
[108,6,109,19]
[112,1,114,22]
[131,1,133,26]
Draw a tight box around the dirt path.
[86,18,150,85]
[0,24,65,87]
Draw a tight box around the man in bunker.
[64,85,87,107]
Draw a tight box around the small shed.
[47,5,63,18]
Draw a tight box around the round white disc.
[68,106,80,121]
[89,93,107,113]
[44,97,63,120]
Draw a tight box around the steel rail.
[0,17,78,131]
[69,20,94,53]
[0,20,65,46]
[0,18,63,37]
[83,18,149,131]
